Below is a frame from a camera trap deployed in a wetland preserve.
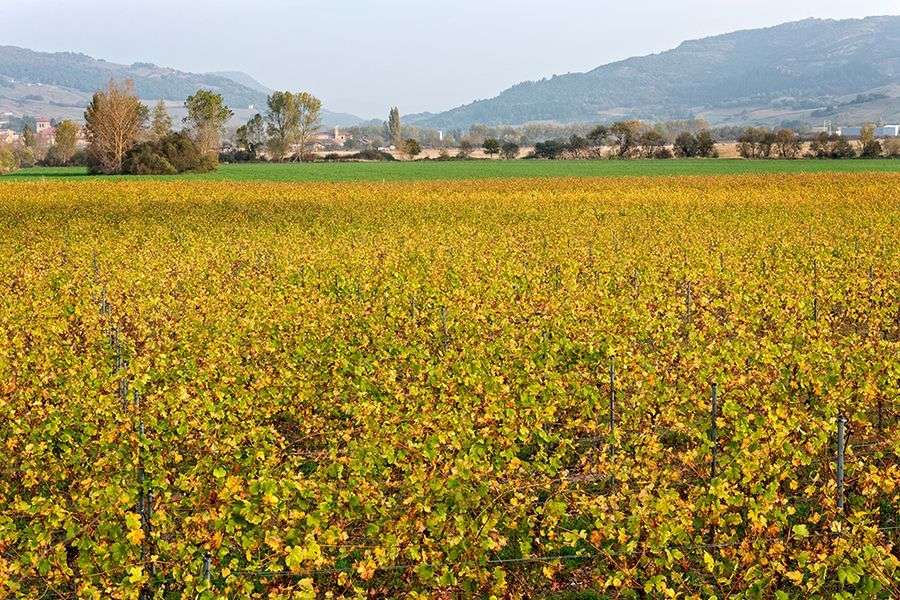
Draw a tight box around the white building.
[836,126,862,138]
[875,125,899,137]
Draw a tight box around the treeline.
[737,126,898,159]
[334,113,900,162]
[338,118,718,150]
[526,121,718,160]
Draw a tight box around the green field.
[4,158,899,182]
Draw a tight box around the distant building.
[836,126,862,138]
[34,118,56,145]
[308,127,353,151]
[835,125,899,138]
[333,127,350,145]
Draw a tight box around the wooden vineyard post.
[836,415,846,513]
[709,383,719,481]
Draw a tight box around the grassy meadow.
[4,157,900,182]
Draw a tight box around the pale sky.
[2,0,897,118]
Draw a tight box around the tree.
[483,138,501,158]
[236,114,266,156]
[150,100,172,141]
[22,124,36,149]
[457,140,474,159]
[674,132,698,157]
[84,80,148,174]
[387,107,401,147]
[567,135,590,158]
[860,123,876,148]
[738,128,776,159]
[774,129,801,159]
[266,91,300,161]
[695,130,717,157]
[808,133,856,159]
[46,120,79,165]
[859,124,882,158]
[184,89,233,157]
[587,125,609,148]
[293,92,322,161]
[501,141,520,160]
[402,138,421,159]
[638,130,667,158]
[609,121,642,157]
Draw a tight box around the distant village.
[0,114,88,148]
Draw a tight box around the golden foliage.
[0,174,897,598]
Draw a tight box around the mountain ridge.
[407,16,900,128]
[0,47,365,127]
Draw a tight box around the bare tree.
[84,80,147,174]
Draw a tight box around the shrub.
[860,140,883,159]
[0,146,19,174]
[457,141,474,159]
[123,144,177,175]
[883,138,900,158]
[403,139,422,159]
[219,149,258,163]
[832,137,857,159]
[15,146,36,168]
[123,132,214,175]
[350,149,396,161]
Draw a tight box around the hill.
[0,47,364,127]
[408,16,900,128]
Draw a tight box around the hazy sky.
[3,1,898,118]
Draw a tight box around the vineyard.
[0,174,898,598]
